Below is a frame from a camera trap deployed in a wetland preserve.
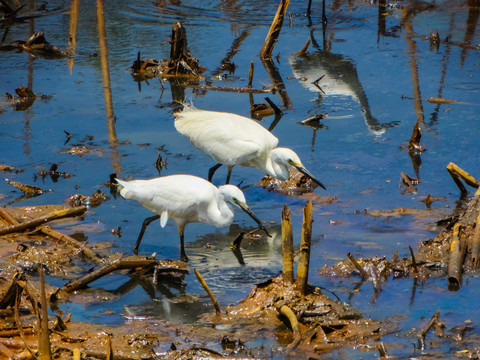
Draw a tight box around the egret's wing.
[117,176,217,222]
[175,109,278,165]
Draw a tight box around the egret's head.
[271,148,302,168]
[218,184,270,237]
[218,184,247,207]
[271,147,326,190]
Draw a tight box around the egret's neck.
[207,190,235,228]
[253,150,289,180]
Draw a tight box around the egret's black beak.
[234,199,271,237]
[295,165,326,190]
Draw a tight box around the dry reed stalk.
[194,269,221,314]
[448,223,465,291]
[281,204,294,283]
[296,201,312,295]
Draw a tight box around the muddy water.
[1,0,479,357]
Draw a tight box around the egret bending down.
[116,175,266,261]
[174,107,326,189]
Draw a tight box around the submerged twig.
[409,245,418,274]
[347,253,369,280]
[417,312,440,350]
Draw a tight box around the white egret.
[174,107,326,189]
[116,175,267,261]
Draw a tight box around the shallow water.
[1,0,480,357]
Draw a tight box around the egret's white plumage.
[174,107,326,189]
[116,175,265,261]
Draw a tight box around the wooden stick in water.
[281,205,294,283]
[38,266,52,360]
[194,268,221,314]
[296,201,312,295]
[417,312,440,350]
[447,223,465,291]
[347,253,369,280]
[0,206,87,236]
[446,162,478,196]
[260,0,290,59]
[248,61,254,88]
[471,187,480,267]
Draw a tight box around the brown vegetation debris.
[258,168,336,201]
[165,22,205,77]
[36,163,73,182]
[251,103,275,119]
[129,51,161,80]
[297,113,329,130]
[0,31,67,59]
[0,164,20,173]
[321,184,480,287]
[65,190,110,208]
[399,171,423,194]
[4,85,37,111]
[4,178,48,196]
[206,275,387,354]
[60,145,105,157]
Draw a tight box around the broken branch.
[56,255,187,296]
[417,312,440,350]
[0,206,87,236]
[447,162,478,196]
[40,225,104,265]
[347,253,369,280]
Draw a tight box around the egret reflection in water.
[289,40,398,135]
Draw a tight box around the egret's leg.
[225,165,235,184]
[178,224,188,262]
[208,163,222,182]
[133,215,160,254]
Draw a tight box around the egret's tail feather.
[115,178,136,199]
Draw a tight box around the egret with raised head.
[116,175,267,261]
[174,107,326,189]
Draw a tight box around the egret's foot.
[180,252,189,262]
